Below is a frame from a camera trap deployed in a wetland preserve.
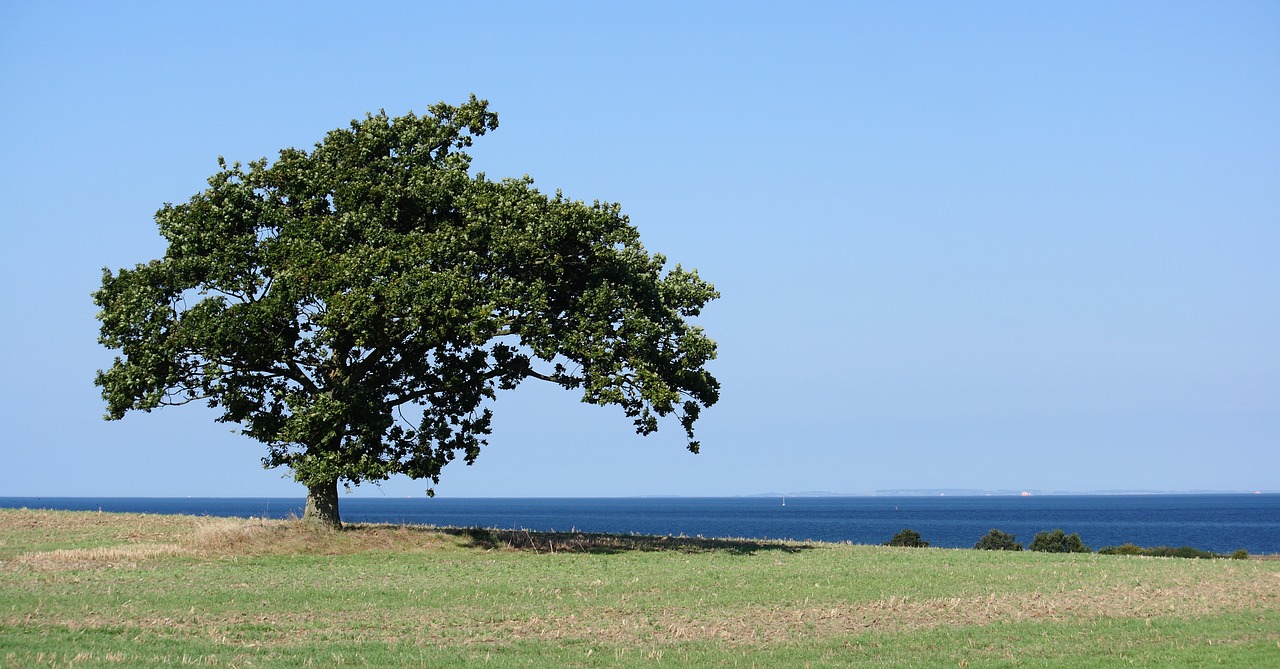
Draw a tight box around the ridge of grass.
[2,508,1278,667]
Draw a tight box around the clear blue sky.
[1,2,1276,498]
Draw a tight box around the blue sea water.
[3,494,1277,554]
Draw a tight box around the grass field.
[2,508,1277,667]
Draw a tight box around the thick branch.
[284,359,320,394]
[526,367,581,388]
[205,352,320,393]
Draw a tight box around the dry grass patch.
[12,543,189,570]
[661,572,1280,643]
[0,508,205,559]
[5,516,467,570]
[387,564,1280,645]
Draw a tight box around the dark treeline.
[886,527,1251,559]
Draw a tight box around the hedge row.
[882,527,1249,559]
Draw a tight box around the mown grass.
[2,508,1278,667]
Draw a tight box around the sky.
[1,1,1276,498]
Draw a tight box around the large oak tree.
[94,96,719,527]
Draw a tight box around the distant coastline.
[747,489,1274,498]
[3,490,1273,500]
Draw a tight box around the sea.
[3,494,1277,555]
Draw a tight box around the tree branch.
[526,367,581,388]
[206,352,319,393]
[284,359,320,395]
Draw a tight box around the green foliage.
[974,528,1023,551]
[884,528,929,547]
[1097,543,1145,556]
[1098,544,1250,560]
[94,96,720,524]
[1028,529,1091,553]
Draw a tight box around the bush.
[974,528,1022,551]
[1098,543,1144,556]
[1028,529,1091,553]
[1139,546,1210,559]
[1231,549,1249,560]
[884,528,929,547]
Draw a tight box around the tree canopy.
[94,96,720,526]
[974,528,1023,551]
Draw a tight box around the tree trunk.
[303,479,342,529]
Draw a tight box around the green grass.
[2,508,1278,667]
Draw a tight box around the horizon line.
[2,489,1274,500]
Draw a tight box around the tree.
[884,528,929,547]
[974,528,1022,551]
[94,96,720,528]
[1028,529,1091,553]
